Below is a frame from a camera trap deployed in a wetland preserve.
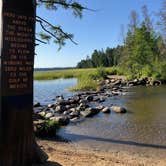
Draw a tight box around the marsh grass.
[34,67,125,91]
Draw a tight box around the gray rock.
[80,108,99,117]
[69,111,80,119]
[34,102,41,107]
[80,109,92,117]
[111,106,127,113]
[52,116,70,126]
[102,107,110,113]
[38,111,46,117]
[48,104,54,108]
[85,95,93,102]
[96,105,105,110]
[70,117,80,123]
[45,112,53,119]
[55,105,66,113]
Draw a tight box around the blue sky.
[35,0,163,68]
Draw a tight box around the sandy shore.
[34,139,166,166]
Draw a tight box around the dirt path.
[34,140,166,166]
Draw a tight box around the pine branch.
[36,16,78,45]
[37,0,95,11]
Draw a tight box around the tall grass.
[34,67,126,91]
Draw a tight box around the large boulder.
[50,116,70,126]
[80,108,99,117]
[111,106,127,113]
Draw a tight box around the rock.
[98,97,105,103]
[85,95,93,102]
[80,108,99,117]
[152,80,161,86]
[56,95,64,100]
[33,108,42,114]
[55,105,66,113]
[48,104,54,108]
[111,106,127,113]
[79,99,88,104]
[69,108,77,112]
[69,110,80,119]
[112,91,120,96]
[80,108,92,117]
[93,97,100,102]
[102,107,110,113]
[96,105,105,110]
[34,102,41,107]
[63,110,72,115]
[45,112,53,119]
[111,79,121,86]
[70,117,80,123]
[51,116,70,126]
[105,79,110,84]
[68,99,78,105]
[77,103,89,112]
[38,111,46,117]
[57,99,69,106]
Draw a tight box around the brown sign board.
[0,0,36,165]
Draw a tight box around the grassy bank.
[34,67,124,80]
[34,67,125,91]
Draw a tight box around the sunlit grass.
[34,67,126,91]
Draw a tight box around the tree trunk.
[0,0,47,165]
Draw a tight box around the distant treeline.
[76,46,123,68]
[77,4,166,80]
[34,67,75,72]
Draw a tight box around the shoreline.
[35,139,166,166]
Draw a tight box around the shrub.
[35,119,60,138]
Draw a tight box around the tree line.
[77,3,166,80]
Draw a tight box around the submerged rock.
[111,106,127,113]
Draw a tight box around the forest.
[76,5,166,80]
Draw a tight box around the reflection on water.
[34,79,166,155]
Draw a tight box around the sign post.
[0,0,36,165]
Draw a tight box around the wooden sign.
[0,0,36,165]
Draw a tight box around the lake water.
[34,79,166,156]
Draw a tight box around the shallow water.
[34,79,166,155]
[34,78,77,105]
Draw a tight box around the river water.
[34,79,166,156]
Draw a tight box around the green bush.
[35,120,60,138]
[141,65,153,78]
[96,67,108,79]
[69,74,98,91]
[160,62,166,80]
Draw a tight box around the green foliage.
[69,74,98,91]
[76,46,124,68]
[96,67,108,79]
[36,0,87,48]
[35,119,60,138]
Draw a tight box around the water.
[34,79,166,156]
[34,78,77,105]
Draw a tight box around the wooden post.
[0,0,37,165]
